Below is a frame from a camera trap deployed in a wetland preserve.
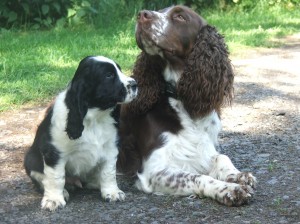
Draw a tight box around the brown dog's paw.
[222,185,252,206]
[236,172,257,189]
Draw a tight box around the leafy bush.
[0,0,72,29]
[0,0,299,30]
[66,0,98,26]
[228,0,300,11]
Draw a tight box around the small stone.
[258,153,270,157]
[292,201,300,206]
[151,221,159,224]
[192,211,203,217]
[149,207,159,212]
[291,211,298,216]
[137,213,145,218]
[282,195,289,200]
[267,177,278,185]
[276,111,286,116]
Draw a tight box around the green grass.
[203,6,300,50]
[1,6,299,111]
[0,23,139,111]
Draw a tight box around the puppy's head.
[65,56,137,139]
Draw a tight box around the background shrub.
[0,0,72,29]
[0,0,299,30]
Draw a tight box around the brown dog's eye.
[174,14,186,22]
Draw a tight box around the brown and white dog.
[117,5,256,206]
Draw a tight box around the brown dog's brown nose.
[137,10,153,22]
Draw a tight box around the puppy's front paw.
[41,194,66,211]
[102,189,126,202]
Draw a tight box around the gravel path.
[0,34,299,224]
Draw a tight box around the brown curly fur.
[125,25,233,118]
[123,53,166,115]
[178,25,234,118]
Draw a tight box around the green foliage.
[66,0,98,26]
[1,0,299,30]
[228,0,300,11]
[0,0,71,29]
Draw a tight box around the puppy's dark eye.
[106,72,114,79]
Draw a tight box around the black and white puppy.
[24,56,137,211]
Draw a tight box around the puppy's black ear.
[65,65,90,140]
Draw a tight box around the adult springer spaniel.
[117,5,257,206]
[24,56,137,211]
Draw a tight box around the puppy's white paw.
[41,193,66,211]
[102,189,126,202]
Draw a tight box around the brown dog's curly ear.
[177,25,234,118]
[125,52,166,115]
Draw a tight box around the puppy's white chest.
[64,109,118,177]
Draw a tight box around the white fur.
[163,64,182,83]
[51,91,119,179]
[151,11,169,40]
[138,9,170,58]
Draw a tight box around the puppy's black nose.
[128,80,137,92]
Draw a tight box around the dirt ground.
[0,34,299,223]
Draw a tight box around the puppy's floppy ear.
[125,52,166,115]
[177,25,234,118]
[65,65,90,140]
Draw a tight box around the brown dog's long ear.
[125,52,166,115]
[177,25,234,118]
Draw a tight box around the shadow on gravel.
[233,80,300,105]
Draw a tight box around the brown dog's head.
[136,5,206,66]
[131,5,233,118]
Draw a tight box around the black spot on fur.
[220,186,228,193]
[167,174,175,183]
[24,107,60,173]
[177,173,184,178]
